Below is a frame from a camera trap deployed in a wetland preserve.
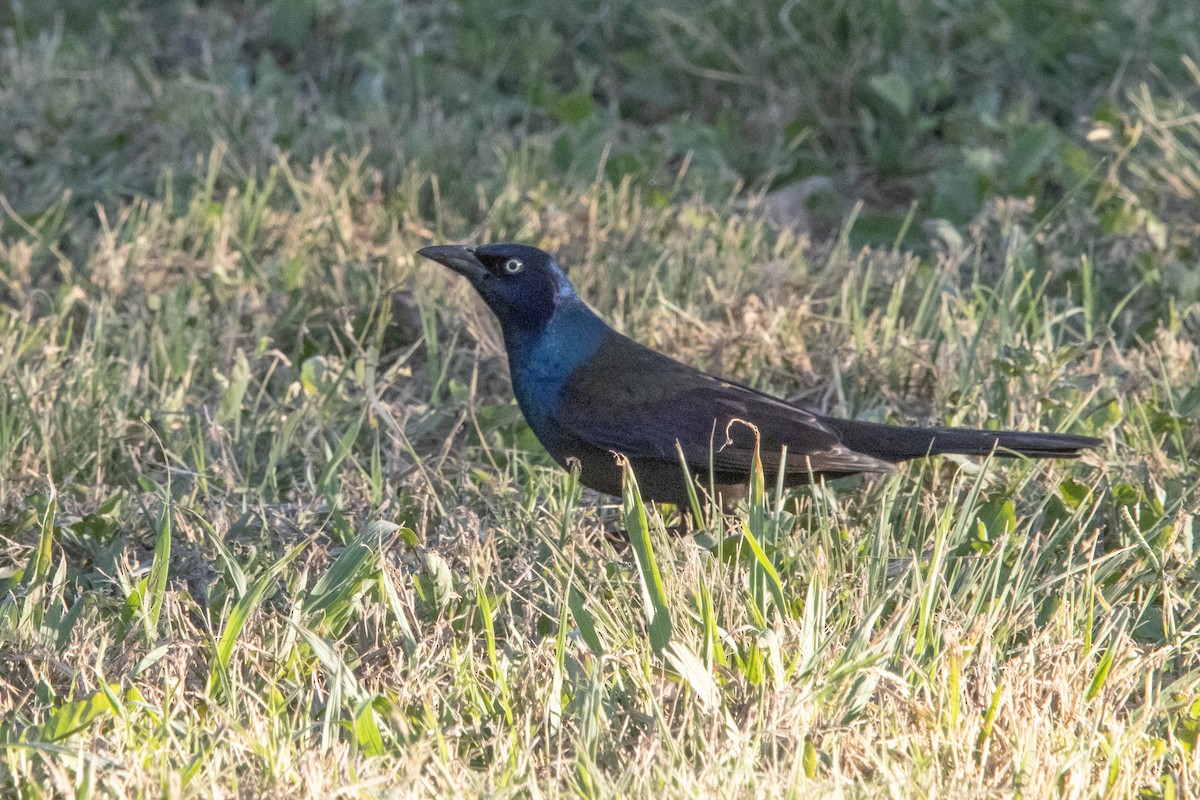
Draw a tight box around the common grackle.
[418,243,1101,507]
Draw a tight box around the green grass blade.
[353,698,386,758]
[208,541,308,698]
[739,520,788,624]
[306,520,399,631]
[474,574,513,725]
[144,499,172,640]
[621,457,673,653]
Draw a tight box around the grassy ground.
[2,1,1199,797]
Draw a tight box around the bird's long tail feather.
[820,417,1102,463]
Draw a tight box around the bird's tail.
[820,417,1102,463]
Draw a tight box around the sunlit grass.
[2,1,1200,797]
[0,148,1195,796]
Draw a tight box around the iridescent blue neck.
[505,297,611,426]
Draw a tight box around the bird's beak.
[417,244,488,281]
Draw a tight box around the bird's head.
[417,243,576,333]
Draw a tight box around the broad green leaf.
[39,685,120,742]
[1004,121,1059,188]
[353,698,386,758]
[868,72,913,117]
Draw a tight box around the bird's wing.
[552,335,895,476]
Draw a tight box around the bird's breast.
[506,312,607,454]
[509,339,575,430]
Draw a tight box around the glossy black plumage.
[418,243,1102,506]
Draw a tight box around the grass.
[1,1,1199,797]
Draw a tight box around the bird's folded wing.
[552,340,894,476]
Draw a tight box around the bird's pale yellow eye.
[504,258,524,274]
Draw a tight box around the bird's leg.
[663,507,695,538]
[600,528,632,549]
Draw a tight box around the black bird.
[418,243,1101,507]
